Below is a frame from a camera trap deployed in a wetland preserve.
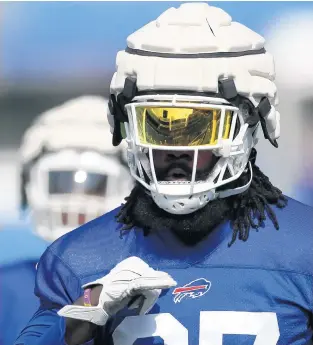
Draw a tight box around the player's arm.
[14,248,98,345]
[15,252,176,345]
[64,286,102,345]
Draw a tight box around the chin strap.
[217,162,253,199]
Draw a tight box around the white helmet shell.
[110,3,277,107]
[22,95,122,163]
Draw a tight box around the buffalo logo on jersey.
[172,278,211,303]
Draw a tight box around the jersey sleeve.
[14,247,94,345]
[0,263,40,345]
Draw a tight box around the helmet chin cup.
[151,189,216,215]
[150,161,253,215]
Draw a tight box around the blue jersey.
[0,226,48,345]
[15,197,313,345]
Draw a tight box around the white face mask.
[26,149,133,242]
[122,94,255,214]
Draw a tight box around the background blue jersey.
[15,197,313,345]
[0,226,48,345]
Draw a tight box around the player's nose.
[165,150,193,162]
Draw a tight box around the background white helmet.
[108,3,280,215]
[20,95,133,242]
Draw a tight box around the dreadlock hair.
[116,149,288,246]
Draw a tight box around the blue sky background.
[2,1,313,81]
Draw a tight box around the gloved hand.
[58,256,176,325]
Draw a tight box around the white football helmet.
[20,95,133,242]
[108,3,280,215]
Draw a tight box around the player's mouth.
[164,167,190,181]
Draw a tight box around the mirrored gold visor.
[135,106,233,146]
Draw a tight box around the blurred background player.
[0,95,133,345]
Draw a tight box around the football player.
[15,4,313,345]
[0,95,132,345]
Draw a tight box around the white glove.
[58,256,176,325]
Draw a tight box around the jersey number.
[113,311,280,345]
